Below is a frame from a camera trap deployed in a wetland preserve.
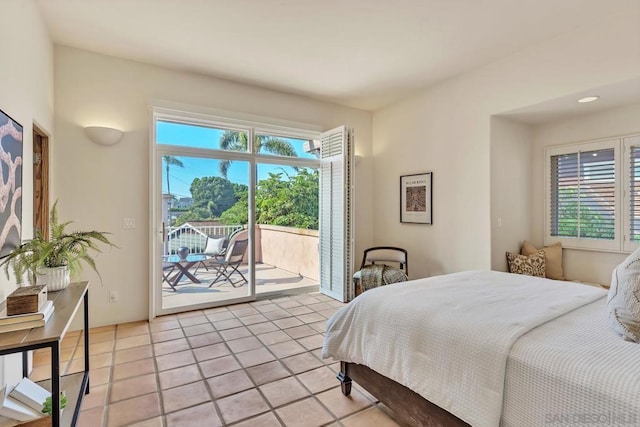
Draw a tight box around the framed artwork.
[400,172,432,224]
[0,109,23,258]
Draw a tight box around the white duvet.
[322,270,606,427]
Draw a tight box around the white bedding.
[322,270,606,427]
[503,297,640,426]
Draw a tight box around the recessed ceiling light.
[578,96,599,103]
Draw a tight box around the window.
[546,135,640,252]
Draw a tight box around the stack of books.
[0,377,50,423]
[0,301,54,334]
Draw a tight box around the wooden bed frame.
[338,361,470,427]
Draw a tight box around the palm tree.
[163,155,184,225]
[219,131,297,178]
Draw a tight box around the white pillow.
[204,237,225,256]
[608,246,640,342]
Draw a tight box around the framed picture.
[0,109,23,258]
[400,172,432,224]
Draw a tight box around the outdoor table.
[163,253,206,291]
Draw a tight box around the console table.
[0,282,89,427]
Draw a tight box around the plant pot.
[36,266,70,291]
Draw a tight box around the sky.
[156,121,317,199]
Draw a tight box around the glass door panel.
[254,164,319,295]
[160,154,252,312]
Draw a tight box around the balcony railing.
[165,224,243,256]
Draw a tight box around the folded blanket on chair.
[360,264,408,292]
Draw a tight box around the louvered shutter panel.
[629,139,640,242]
[550,148,615,240]
[319,126,354,302]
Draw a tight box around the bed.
[322,270,640,427]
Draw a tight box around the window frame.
[623,135,640,252]
[544,138,622,252]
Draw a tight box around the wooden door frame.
[33,124,49,240]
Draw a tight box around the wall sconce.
[84,126,123,146]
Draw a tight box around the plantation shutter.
[319,126,354,302]
[550,148,615,240]
[628,138,640,242]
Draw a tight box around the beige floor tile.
[151,328,185,343]
[281,352,323,374]
[273,317,304,329]
[233,412,282,427]
[149,318,180,332]
[199,354,241,377]
[265,310,294,321]
[268,340,306,359]
[128,416,165,427]
[286,306,313,316]
[257,330,291,345]
[227,336,263,353]
[232,307,259,317]
[296,296,321,305]
[192,342,230,362]
[283,325,316,339]
[246,361,291,385]
[161,380,210,414]
[275,300,301,309]
[90,340,114,355]
[78,406,105,427]
[213,318,243,330]
[248,322,279,335]
[297,334,324,350]
[297,366,339,393]
[207,369,254,398]
[318,308,339,318]
[259,376,310,408]
[89,330,115,344]
[306,302,333,312]
[309,321,327,333]
[112,358,156,381]
[91,366,112,386]
[296,313,325,324]
[107,393,162,427]
[255,303,281,313]
[178,315,209,327]
[236,347,276,368]
[156,350,196,371]
[178,310,205,319]
[115,334,151,351]
[114,345,153,364]
[159,364,203,390]
[89,325,115,334]
[239,313,269,325]
[316,387,373,418]
[80,384,108,411]
[153,337,190,356]
[117,322,150,338]
[276,397,334,427]
[341,407,400,427]
[219,326,252,341]
[187,331,223,348]
[206,311,235,322]
[217,388,270,424]
[166,402,222,427]
[110,373,158,402]
[183,322,215,337]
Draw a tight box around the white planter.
[37,266,71,291]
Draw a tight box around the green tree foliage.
[220,169,319,229]
[190,177,240,217]
[555,187,614,239]
[218,131,297,178]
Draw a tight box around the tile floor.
[31,292,401,427]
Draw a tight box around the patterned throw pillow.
[506,250,546,277]
[608,247,640,342]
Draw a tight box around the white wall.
[53,46,373,327]
[372,2,640,279]
[490,117,533,271]
[0,0,54,386]
[530,102,640,285]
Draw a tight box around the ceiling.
[36,0,630,111]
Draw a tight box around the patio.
[162,262,319,310]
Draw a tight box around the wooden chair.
[352,246,408,296]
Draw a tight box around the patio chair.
[206,238,249,288]
[162,262,176,286]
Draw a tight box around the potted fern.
[0,201,115,290]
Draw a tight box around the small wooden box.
[6,285,48,316]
